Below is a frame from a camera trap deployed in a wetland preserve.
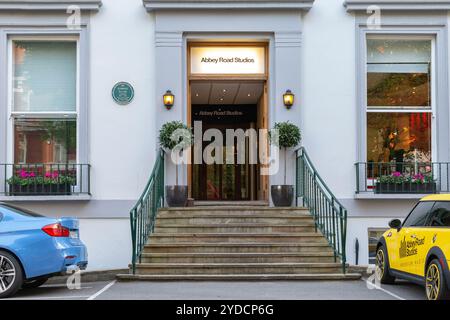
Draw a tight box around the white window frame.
[6,35,80,165]
[364,33,438,163]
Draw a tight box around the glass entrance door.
[192,123,255,201]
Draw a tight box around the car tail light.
[42,223,70,237]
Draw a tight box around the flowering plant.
[377,171,434,184]
[7,169,76,186]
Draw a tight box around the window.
[427,202,450,227]
[10,39,78,164]
[403,201,434,227]
[366,37,433,165]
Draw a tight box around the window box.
[0,164,91,197]
[8,183,73,196]
[374,182,437,194]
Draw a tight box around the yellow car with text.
[376,194,450,300]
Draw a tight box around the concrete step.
[144,243,334,254]
[156,215,314,225]
[117,273,362,281]
[149,233,328,244]
[158,207,310,216]
[133,262,344,275]
[140,252,336,263]
[154,224,316,233]
[194,201,268,207]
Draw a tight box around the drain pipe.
[354,238,359,265]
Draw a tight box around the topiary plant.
[159,121,193,185]
[270,121,301,185]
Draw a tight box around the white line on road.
[8,295,90,300]
[363,279,406,300]
[87,280,116,300]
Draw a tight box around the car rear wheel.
[425,259,450,301]
[22,278,49,289]
[0,251,23,299]
[375,245,396,284]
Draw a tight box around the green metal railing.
[130,150,165,274]
[296,147,347,273]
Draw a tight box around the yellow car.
[376,194,450,300]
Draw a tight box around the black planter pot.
[375,182,437,194]
[8,184,73,196]
[165,185,188,207]
[271,185,294,207]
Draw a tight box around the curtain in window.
[13,41,77,112]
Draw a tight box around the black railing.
[0,163,91,196]
[355,162,450,194]
[296,148,347,273]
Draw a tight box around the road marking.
[8,295,90,300]
[87,280,116,300]
[363,278,406,300]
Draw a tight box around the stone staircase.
[117,206,361,281]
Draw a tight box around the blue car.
[0,203,87,298]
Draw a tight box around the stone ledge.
[0,194,92,201]
[344,0,450,11]
[354,193,429,200]
[143,0,315,12]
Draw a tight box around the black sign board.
[192,105,257,124]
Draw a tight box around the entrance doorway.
[187,42,269,202]
[190,81,267,201]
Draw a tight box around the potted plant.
[159,121,193,207]
[375,171,437,194]
[7,169,76,196]
[269,121,301,207]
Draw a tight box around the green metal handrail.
[129,150,165,274]
[296,147,347,273]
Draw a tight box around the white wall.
[346,217,393,266]
[79,218,131,271]
[302,0,357,200]
[89,0,157,200]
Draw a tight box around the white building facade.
[1,0,450,270]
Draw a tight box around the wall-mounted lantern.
[283,89,295,109]
[163,90,175,109]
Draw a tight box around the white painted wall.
[89,0,157,200]
[346,217,394,266]
[1,0,443,271]
[79,219,131,271]
[302,0,357,199]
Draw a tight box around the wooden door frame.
[187,41,269,201]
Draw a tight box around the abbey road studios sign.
[112,82,134,105]
[190,46,265,75]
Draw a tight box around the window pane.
[14,119,76,164]
[367,39,431,107]
[428,202,450,227]
[403,201,434,227]
[13,41,77,112]
[367,112,431,164]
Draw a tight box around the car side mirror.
[389,219,402,231]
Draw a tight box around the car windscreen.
[0,203,44,218]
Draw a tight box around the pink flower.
[392,171,402,177]
[45,172,52,178]
[29,172,36,178]
[52,171,59,179]
[19,170,28,178]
